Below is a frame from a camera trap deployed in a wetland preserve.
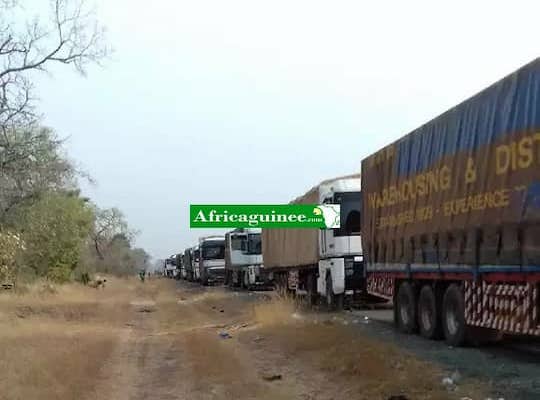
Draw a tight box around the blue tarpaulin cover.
[362,58,540,271]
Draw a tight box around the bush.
[0,230,24,284]
[16,193,94,282]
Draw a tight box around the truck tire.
[442,284,466,346]
[326,274,343,311]
[396,282,417,333]
[418,285,441,339]
[243,270,251,290]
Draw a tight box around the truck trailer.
[224,228,271,289]
[362,58,540,345]
[262,174,364,308]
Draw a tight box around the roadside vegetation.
[0,276,143,400]
[0,0,149,287]
[248,295,487,400]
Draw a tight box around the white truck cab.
[164,255,177,278]
[225,228,269,288]
[317,176,363,307]
[199,236,226,285]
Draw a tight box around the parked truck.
[199,236,226,285]
[163,255,177,278]
[262,174,364,308]
[182,246,196,281]
[175,253,184,280]
[224,228,271,289]
[362,58,540,345]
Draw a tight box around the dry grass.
[251,293,297,326]
[246,296,487,400]
[0,276,154,400]
[181,330,292,400]
[0,277,140,326]
[0,325,117,400]
[0,281,489,400]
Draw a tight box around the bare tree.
[0,0,109,216]
[1,0,109,126]
[91,207,136,260]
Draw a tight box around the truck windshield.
[333,191,361,237]
[230,235,246,251]
[202,242,225,260]
[246,233,262,255]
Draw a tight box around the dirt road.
[0,278,523,400]
[86,279,488,400]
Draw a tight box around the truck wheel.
[396,282,417,334]
[243,271,251,290]
[326,274,343,311]
[442,284,466,346]
[418,285,441,339]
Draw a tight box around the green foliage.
[16,192,94,282]
[0,126,79,222]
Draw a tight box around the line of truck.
[165,230,272,289]
[165,58,540,346]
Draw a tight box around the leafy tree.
[16,192,93,282]
[0,126,78,219]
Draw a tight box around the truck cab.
[164,256,177,278]
[179,253,187,279]
[175,253,184,280]
[199,236,225,285]
[317,176,363,307]
[225,228,269,288]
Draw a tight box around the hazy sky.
[34,0,539,258]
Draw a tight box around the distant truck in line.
[224,228,271,289]
[199,236,226,285]
[163,255,177,278]
[362,58,540,345]
[175,253,185,280]
[262,174,364,308]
